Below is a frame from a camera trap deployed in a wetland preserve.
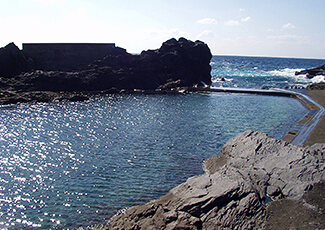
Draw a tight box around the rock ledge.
[100,130,325,229]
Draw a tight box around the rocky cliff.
[0,38,212,104]
[0,43,31,77]
[102,130,325,229]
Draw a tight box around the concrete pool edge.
[191,87,325,145]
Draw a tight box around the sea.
[0,56,324,229]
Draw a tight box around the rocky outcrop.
[23,38,211,91]
[295,64,325,79]
[0,91,90,105]
[0,43,31,77]
[0,38,212,104]
[103,130,325,230]
[134,37,212,88]
[307,82,325,90]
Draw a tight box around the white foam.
[268,68,325,85]
[311,75,325,83]
[268,68,304,77]
[212,78,233,83]
[292,73,325,84]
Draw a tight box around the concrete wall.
[22,43,126,71]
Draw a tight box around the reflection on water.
[0,93,307,228]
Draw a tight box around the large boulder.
[0,43,30,77]
[104,130,325,229]
[134,38,212,88]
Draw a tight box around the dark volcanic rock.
[102,130,325,230]
[69,95,89,102]
[87,37,212,90]
[0,43,30,77]
[0,90,89,105]
[0,38,212,101]
[135,38,212,88]
[295,64,325,79]
[307,82,325,90]
[23,43,127,71]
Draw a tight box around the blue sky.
[1,0,325,59]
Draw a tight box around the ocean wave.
[268,68,324,85]
[268,68,304,77]
[211,77,233,83]
[210,56,325,88]
[310,75,325,83]
[290,72,324,85]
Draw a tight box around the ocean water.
[211,56,325,88]
[0,56,324,229]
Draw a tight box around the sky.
[1,0,325,59]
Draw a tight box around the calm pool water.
[0,93,307,228]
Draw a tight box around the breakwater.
[190,87,325,145]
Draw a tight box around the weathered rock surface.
[102,130,325,230]
[0,90,90,105]
[295,64,325,79]
[0,38,212,105]
[266,182,325,229]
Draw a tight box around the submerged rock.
[102,130,325,229]
[68,95,90,102]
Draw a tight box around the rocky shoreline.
[94,130,325,230]
[0,38,212,105]
[2,38,325,229]
[1,39,324,106]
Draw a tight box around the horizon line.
[2,41,325,61]
[213,54,325,61]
